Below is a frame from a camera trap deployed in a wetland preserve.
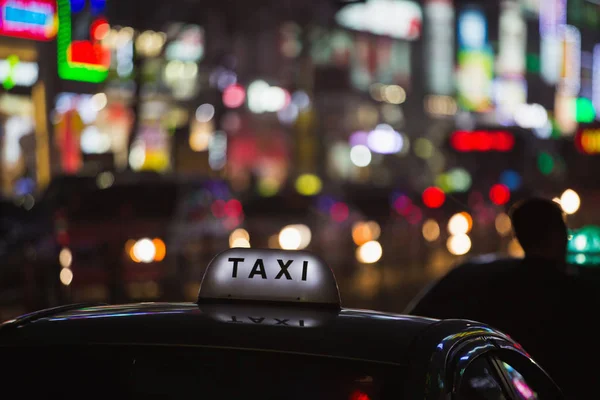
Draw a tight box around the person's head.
[509,198,568,262]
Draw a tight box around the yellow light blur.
[189,131,212,152]
[60,268,73,286]
[356,240,383,264]
[231,238,251,248]
[229,228,250,248]
[383,85,406,104]
[422,219,440,242]
[279,224,311,250]
[560,189,580,214]
[152,238,166,262]
[448,212,472,235]
[295,174,322,196]
[59,247,72,268]
[508,238,525,258]
[447,234,472,256]
[495,213,512,236]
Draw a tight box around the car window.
[497,361,539,400]
[458,356,510,400]
[3,345,405,399]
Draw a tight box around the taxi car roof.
[1,302,444,366]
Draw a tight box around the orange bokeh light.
[152,238,166,262]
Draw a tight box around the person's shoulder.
[449,255,520,278]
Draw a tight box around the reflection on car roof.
[2,302,439,365]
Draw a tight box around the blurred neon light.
[558,25,581,96]
[57,0,109,83]
[335,0,422,41]
[0,0,57,40]
[575,128,600,154]
[0,55,38,89]
[539,0,566,84]
[450,130,515,152]
[593,44,600,119]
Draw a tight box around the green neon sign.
[567,225,600,266]
[57,0,109,83]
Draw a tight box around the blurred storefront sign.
[57,0,110,83]
[54,108,84,173]
[450,130,515,152]
[0,0,57,41]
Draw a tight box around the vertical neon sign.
[592,44,600,119]
[456,6,493,112]
[57,0,110,83]
[539,0,566,84]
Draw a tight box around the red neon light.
[0,0,57,41]
[450,130,515,152]
[68,17,110,68]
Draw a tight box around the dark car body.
[0,302,562,399]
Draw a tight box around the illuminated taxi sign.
[575,128,600,154]
[198,249,340,307]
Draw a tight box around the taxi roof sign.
[198,249,341,307]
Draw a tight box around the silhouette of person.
[405,197,596,399]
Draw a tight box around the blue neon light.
[4,6,48,25]
[70,0,85,13]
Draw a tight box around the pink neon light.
[0,0,57,41]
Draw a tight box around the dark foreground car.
[0,249,562,399]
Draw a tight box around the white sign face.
[198,249,340,306]
[0,60,39,87]
[498,1,526,76]
[425,0,454,95]
[335,0,423,41]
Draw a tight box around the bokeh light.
[422,187,445,208]
[489,184,510,205]
[229,228,250,248]
[350,145,372,167]
[60,268,73,286]
[279,225,311,250]
[422,219,440,242]
[295,174,322,196]
[448,212,472,235]
[560,189,580,214]
[356,240,383,264]
[447,234,472,256]
[495,213,512,236]
[508,237,525,257]
[59,247,73,268]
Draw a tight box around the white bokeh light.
[350,145,372,167]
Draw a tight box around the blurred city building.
[2,0,600,318]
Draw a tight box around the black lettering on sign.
[274,318,289,325]
[299,320,305,327]
[228,257,244,278]
[249,259,267,279]
[302,261,308,281]
[275,259,293,280]
[248,317,265,324]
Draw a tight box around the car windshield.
[4,345,405,398]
